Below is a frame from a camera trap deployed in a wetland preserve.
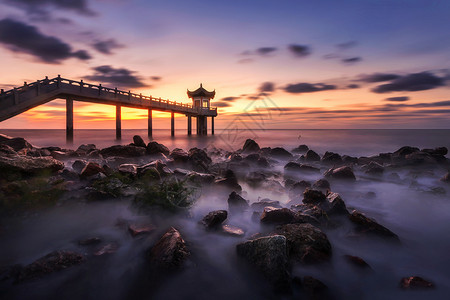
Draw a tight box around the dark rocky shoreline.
[0,133,448,299]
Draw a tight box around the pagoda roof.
[187,83,215,99]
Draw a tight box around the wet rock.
[440,172,450,183]
[187,171,215,185]
[201,210,228,229]
[221,224,245,236]
[342,155,358,164]
[118,164,138,177]
[72,159,87,174]
[261,207,318,226]
[138,166,161,181]
[170,149,189,165]
[236,235,290,292]
[245,171,267,187]
[94,243,119,256]
[215,169,242,192]
[78,237,102,246]
[80,162,104,178]
[292,144,309,153]
[132,135,146,148]
[146,141,170,156]
[405,151,437,165]
[0,144,17,156]
[228,191,249,212]
[16,250,85,282]
[288,181,312,200]
[128,224,156,237]
[284,162,320,173]
[324,166,356,180]
[312,179,331,192]
[344,255,371,269]
[400,276,434,289]
[50,150,79,160]
[324,192,349,215]
[302,276,328,299]
[305,149,321,162]
[76,143,97,154]
[257,156,270,167]
[100,145,146,158]
[0,136,32,152]
[242,139,260,153]
[364,161,384,175]
[270,147,293,160]
[87,149,103,159]
[321,151,342,164]
[348,210,399,241]
[148,227,190,270]
[188,147,212,171]
[422,147,448,156]
[0,156,64,179]
[274,223,332,264]
[394,146,420,157]
[251,199,282,211]
[140,160,172,177]
[303,188,327,204]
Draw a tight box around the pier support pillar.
[187,115,192,135]
[148,108,152,137]
[116,105,121,140]
[66,97,73,142]
[203,116,208,135]
[196,116,207,135]
[211,117,214,135]
[171,111,175,136]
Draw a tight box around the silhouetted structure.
[187,83,216,135]
[0,76,218,141]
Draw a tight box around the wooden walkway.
[0,75,217,140]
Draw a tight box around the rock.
[324,192,349,215]
[138,166,161,181]
[72,159,87,173]
[400,276,434,289]
[16,251,85,282]
[245,171,267,187]
[274,223,332,264]
[251,199,282,211]
[292,144,309,153]
[440,172,450,183]
[139,160,172,177]
[364,161,384,175]
[312,179,331,192]
[321,151,342,164]
[227,191,249,212]
[50,150,79,160]
[128,224,156,237]
[148,227,190,270]
[100,145,146,158]
[302,276,328,299]
[78,237,102,246]
[422,147,448,156]
[0,156,64,179]
[215,169,242,192]
[288,181,312,200]
[342,155,358,164]
[344,255,371,269]
[303,188,327,204]
[221,224,245,236]
[94,243,119,256]
[324,166,356,180]
[76,144,97,155]
[236,235,290,291]
[270,147,293,160]
[80,162,104,178]
[87,149,103,159]
[146,141,170,156]
[284,162,320,173]
[187,171,215,185]
[132,135,146,147]
[242,139,260,153]
[188,147,212,171]
[118,164,138,177]
[261,207,298,225]
[201,210,228,229]
[0,144,17,156]
[394,146,420,156]
[305,150,321,162]
[170,148,189,164]
[348,210,399,241]
[0,136,32,152]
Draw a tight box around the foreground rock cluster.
[0,134,447,297]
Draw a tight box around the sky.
[0,0,449,130]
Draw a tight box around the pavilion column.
[116,105,121,140]
[66,97,73,142]
[203,116,208,135]
[171,111,175,136]
[211,116,214,135]
[148,108,152,137]
[187,115,192,135]
[196,117,200,135]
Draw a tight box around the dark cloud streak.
[85,65,149,88]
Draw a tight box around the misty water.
[1,129,449,299]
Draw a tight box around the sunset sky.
[0,0,449,129]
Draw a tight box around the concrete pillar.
[203,116,208,135]
[187,115,192,135]
[196,117,200,135]
[211,117,214,135]
[66,98,73,142]
[116,105,121,140]
[171,111,175,136]
[148,108,152,137]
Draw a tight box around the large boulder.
[0,136,32,152]
[227,191,249,212]
[100,145,146,158]
[15,251,85,282]
[348,210,399,241]
[251,199,282,211]
[201,210,228,229]
[214,169,242,192]
[274,223,332,264]
[324,166,356,180]
[321,151,342,164]
[292,144,309,153]
[76,144,97,155]
[148,227,190,270]
[284,162,320,174]
[400,276,434,289]
[146,141,170,156]
[312,179,331,192]
[394,146,420,157]
[270,147,293,160]
[242,139,260,153]
[132,135,146,148]
[118,164,138,177]
[303,188,327,204]
[80,162,104,178]
[188,147,212,171]
[305,150,321,162]
[72,159,87,173]
[0,144,17,156]
[169,148,189,164]
[421,147,448,156]
[0,156,64,179]
[236,235,290,291]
